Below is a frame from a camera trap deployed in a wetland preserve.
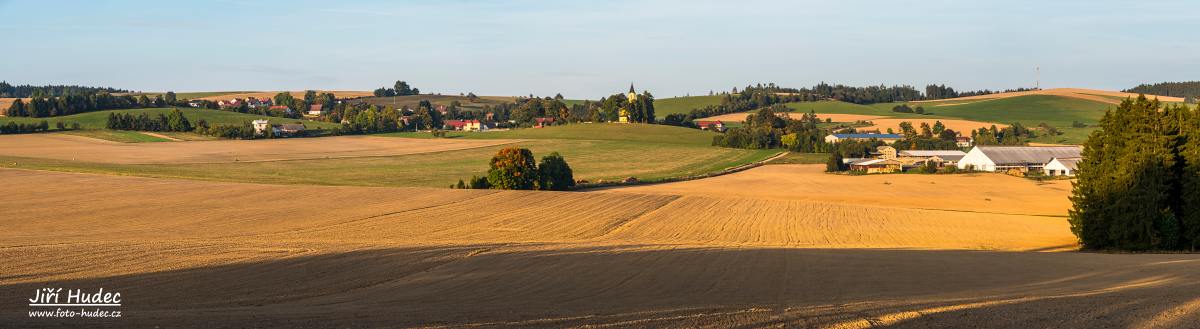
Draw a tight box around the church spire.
[629,83,635,93]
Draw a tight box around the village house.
[1043,157,1080,177]
[824,133,903,144]
[693,120,726,132]
[306,104,324,116]
[534,117,556,128]
[956,136,973,148]
[251,119,306,137]
[956,145,1083,172]
[443,119,467,131]
[464,119,486,132]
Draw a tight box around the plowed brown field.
[2,167,1197,328]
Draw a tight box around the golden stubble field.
[1,165,1199,327]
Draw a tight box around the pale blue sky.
[2,0,1197,98]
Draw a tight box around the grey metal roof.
[899,150,967,157]
[936,154,966,162]
[976,146,1082,165]
[1050,157,1081,170]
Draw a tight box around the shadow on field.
[3,245,1199,328]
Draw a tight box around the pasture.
[0,123,777,187]
[2,167,1198,327]
[653,95,725,116]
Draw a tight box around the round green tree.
[487,147,539,190]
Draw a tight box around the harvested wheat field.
[4,168,1200,328]
[862,118,1005,135]
[195,90,375,101]
[913,88,1183,106]
[703,112,883,123]
[0,97,28,115]
[0,133,517,164]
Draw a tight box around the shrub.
[537,152,575,191]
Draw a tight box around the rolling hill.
[653,95,725,116]
[0,108,339,130]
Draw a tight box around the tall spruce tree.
[1070,95,1197,250]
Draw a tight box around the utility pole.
[1036,66,1040,90]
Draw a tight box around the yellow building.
[619,84,637,123]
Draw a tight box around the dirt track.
[0,134,517,164]
[1,167,1198,327]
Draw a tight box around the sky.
[2,0,1198,99]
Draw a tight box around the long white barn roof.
[976,146,1082,165]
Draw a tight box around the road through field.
[1,168,1198,328]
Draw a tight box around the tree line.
[373,80,421,97]
[1124,81,1200,103]
[454,147,576,191]
[6,93,170,118]
[105,109,193,132]
[1070,96,1200,251]
[924,84,1036,100]
[0,81,130,98]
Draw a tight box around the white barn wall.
[957,147,996,171]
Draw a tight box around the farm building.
[956,146,1082,172]
[1043,157,1080,177]
[898,150,968,166]
[535,117,556,128]
[956,136,973,147]
[849,159,903,174]
[251,119,305,137]
[824,133,903,144]
[693,120,726,132]
[306,104,324,116]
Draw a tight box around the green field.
[1,108,340,130]
[0,123,778,188]
[63,130,174,143]
[766,152,829,165]
[784,101,928,118]
[383,123,721,146]
[908,95,1111,127]
[654,95,725,116]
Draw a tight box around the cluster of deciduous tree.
[372,81,420,97]
[194,120,256,140]
[1124,81,1200,103]
[923,84,1036,100]
[511,97,571,124]
[666,87,808,127]
[455,147,575,191]
[970,122,1035,145]
[712,105,828,151]
[6,93,167,118]
[0,81,130,98]
[890,104,927,114]
[0,120,50,134]
[105,109,193,132]
[1070,96,1200,251]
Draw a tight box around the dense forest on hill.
[0,81,131,98]
[1124,81,1200,103]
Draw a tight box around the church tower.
[627,83,638,102]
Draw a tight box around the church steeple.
[629,83,636,93]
